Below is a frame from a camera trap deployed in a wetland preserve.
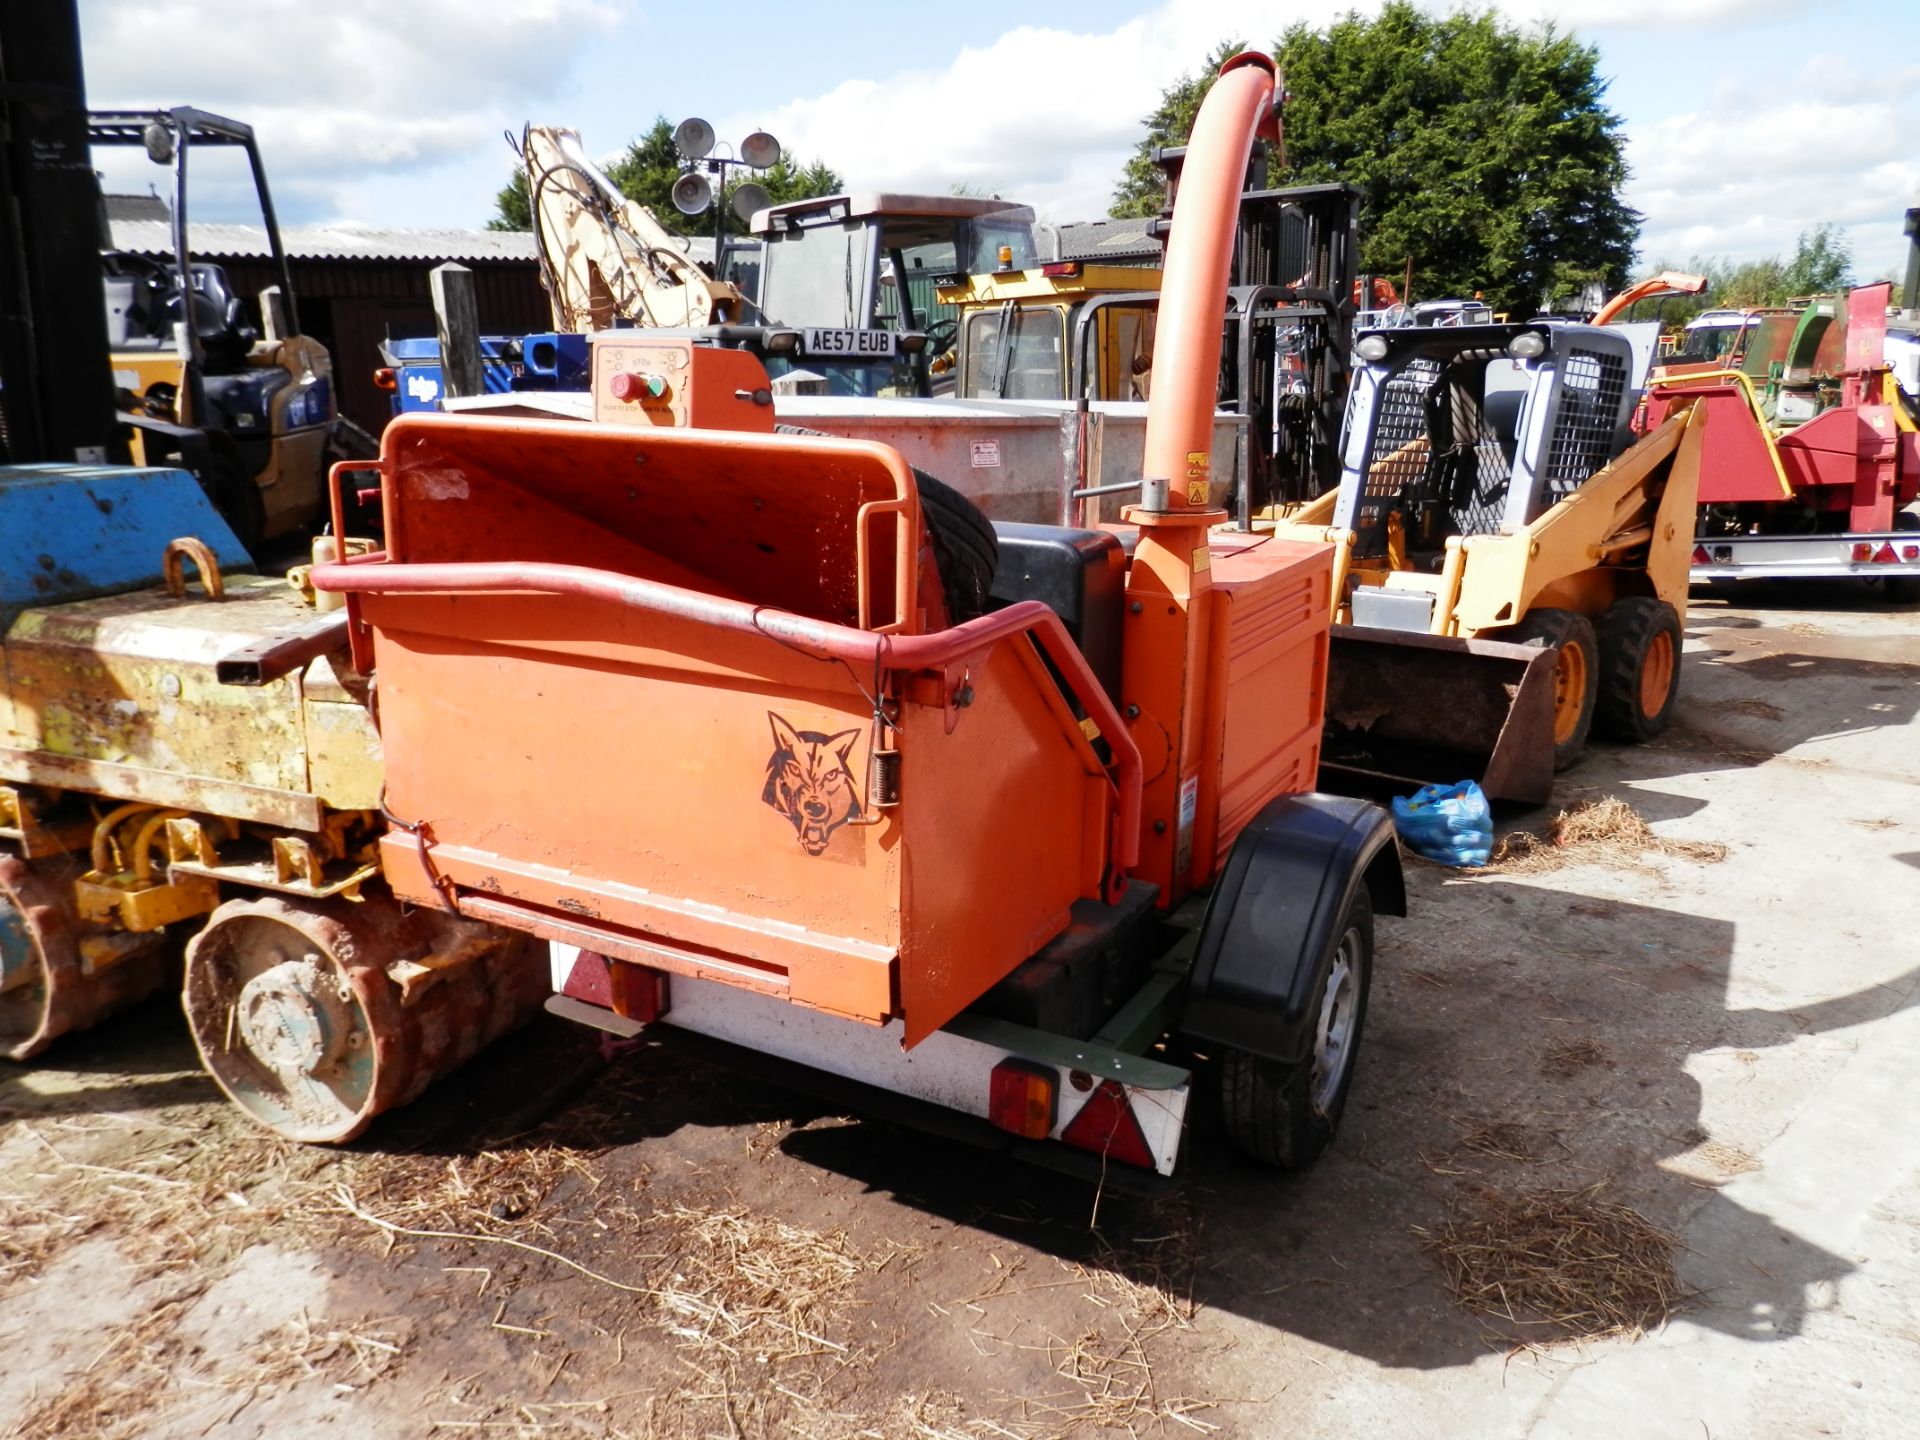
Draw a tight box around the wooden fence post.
[430,262,483,400]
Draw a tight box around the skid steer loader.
[1272,321,1701,803]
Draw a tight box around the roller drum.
[183,890,546,1142]
[1,854,171,1060]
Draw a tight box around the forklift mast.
[0,0,124,465]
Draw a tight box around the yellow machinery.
[1270,320,1701,801]
[93,108,346,549]
[932,260,1162,401]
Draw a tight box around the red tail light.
[373,367,396,392]
[1692,546,1710,565]
[1041,262,1081,278]
[1060,1080,1155,1169]
[989,1060,1057,1139]
[1902,545,1920,561]
[1872,543,1898,565]
[610,962,668,1024]
[1853,542,1876,561]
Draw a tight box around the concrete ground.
[1,583,1916,1439]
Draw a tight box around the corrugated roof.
[1056,217,1161,264]
[104,193,169,222]
[107,218,540,263]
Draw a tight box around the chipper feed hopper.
[302,53,1406,1177]
[1645,282,1920,595]
[1271,321,1704,801]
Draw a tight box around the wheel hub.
[1311,935,1360,1116]
[235,954,355,1078]
[1552,643,1587,744]
[1639,629,1675,718]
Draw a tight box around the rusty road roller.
[0,464,546,1140]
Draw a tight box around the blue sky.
[80,0,1919,283]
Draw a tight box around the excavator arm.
[518,126,752,333]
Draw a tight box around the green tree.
[1111,5,1640,314]
[489,117,841,234]
[602,118,689,230]
[1781,223,1852,297]
[1639,226,1859,320]
[487,169,531,232]
[1109,38,1244,218]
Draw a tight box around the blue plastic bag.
[1391,780,1493,868]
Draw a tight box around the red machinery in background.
[1645,282,1920,593]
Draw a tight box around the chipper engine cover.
[321,415,1140,1047]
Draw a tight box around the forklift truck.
[92,107,341,547]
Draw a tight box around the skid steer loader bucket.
[1320,626,1558,806]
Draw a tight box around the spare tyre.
[774,424,997,623]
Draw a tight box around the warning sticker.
[1186,480,1210,505]
[1174,774,1199,875]
[969,440,1002,469]
[1191,545,1211,573]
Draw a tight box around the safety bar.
[309,559,1143,875]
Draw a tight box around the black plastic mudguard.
[1177,792,1405,1065]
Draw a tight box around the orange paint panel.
[1199,539,1332,882]
[328,414,1130,1045]
[896,638,1108,1046]
[375,413,917,630]
[591,340,779,432]
[381,832,893,1002]
[370,609,903,955]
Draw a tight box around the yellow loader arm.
[1449,408,1702,632]
[519,125,750,333]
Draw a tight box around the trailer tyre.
[775,425,997,621]
[1595,598,1682,743]
[1218,887,1373,1172]
[1501,609,1599,770]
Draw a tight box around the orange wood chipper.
[302,53,1405,1176]
[1,52,1399,1177]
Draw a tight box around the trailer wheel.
[1595,598,1682,743]
[1501,609,1599,770]
[774,425,997,621]
[1218,887,1373,1171]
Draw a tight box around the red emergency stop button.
[609,371,668,402]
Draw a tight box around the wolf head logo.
[762,713,864,856]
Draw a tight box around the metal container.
[772,396,1246,526]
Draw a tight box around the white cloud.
[72,0,1919,287]
[79,0,618,221]
[1625,57,1920,278]
[1486,0,1798,27]
[711,2,1370,225]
